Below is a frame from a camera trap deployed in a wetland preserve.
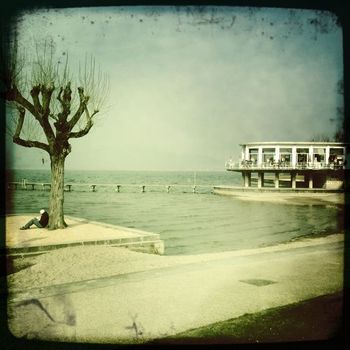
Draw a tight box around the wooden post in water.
[166,185,171,193]
[193,171,197,193]
[115,185,121,192]
[42,183,51,191]
[141,185,145,193]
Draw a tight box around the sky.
[5,6,344,171]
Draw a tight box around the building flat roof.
[240,141,348,147]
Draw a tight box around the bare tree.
[311,79,344,143]
[333,79,344,142]
[3,38,109,229]
[310,134,331,142]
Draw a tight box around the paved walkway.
[6,215,164,255]
[7,233,343,343]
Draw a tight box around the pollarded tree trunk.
[49,153,67,229]
[4,43,104,230]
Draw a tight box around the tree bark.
[48,154,67,229]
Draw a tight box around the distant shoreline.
[213,186,345,205]
[6,168,230,173]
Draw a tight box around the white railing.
[225,160,346,170]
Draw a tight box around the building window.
[329,148,345,165]
[330,148,344,156]
[313,148,325,162]
[262,148,275,164]
[297,148,309,163]
[248,148,258,164]
[279,148,292,164]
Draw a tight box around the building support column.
[275,147,280,164]
[292,146,297,169]
[291,172,296,189]
[242,172,251,188]
[274,172,279,189]
[245,172,251,187]
[308,173,313,189]
[258,147,263,167]
[325,146,330,166]
[258,172,264,188]
[309,147,313,166]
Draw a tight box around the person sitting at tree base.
[20,209,49,230]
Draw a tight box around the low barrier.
[7,180,209,193]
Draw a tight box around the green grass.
[151,292,343,344]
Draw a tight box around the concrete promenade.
[6,231,343,344]
[5,215,164,256]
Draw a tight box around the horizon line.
[6,168,227,172]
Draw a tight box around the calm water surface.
[6,170,344,255]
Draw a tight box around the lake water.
[6,169,344,255]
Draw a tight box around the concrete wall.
[325,180,344,190]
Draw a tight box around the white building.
[226,142,348,190]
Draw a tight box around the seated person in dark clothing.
[20,209,49,230]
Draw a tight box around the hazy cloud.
[7,6,343,170]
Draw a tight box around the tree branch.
[30,85,43,115]
[67,87,89,130]
[69,107,98,139]
[12,106,50,152]
[41,114,56,144]
[6,85,41,119]
[13,137,51,152]
[6,84,55,143]
[13,106,25,136]
[57,82,72,121]
[41,84,55,117]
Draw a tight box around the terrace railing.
[225,160,346,170]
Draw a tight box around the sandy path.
[8,233,343,291]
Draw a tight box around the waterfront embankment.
[213,185,345,205]
[5,215,344,344]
